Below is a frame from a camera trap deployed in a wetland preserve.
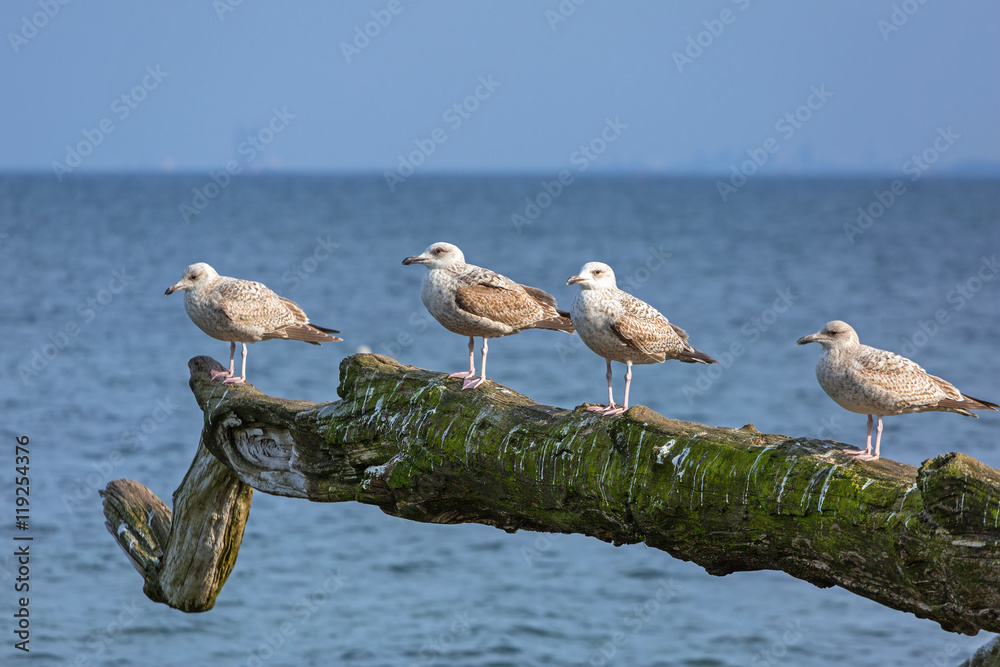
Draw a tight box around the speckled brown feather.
[803,321,997,418]
[847,347,997,416]
[455,283,545,329]
[175,267,341,345]
[573,284,716,366]
[451,270,573,334]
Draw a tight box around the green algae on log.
[100,354,1000,635]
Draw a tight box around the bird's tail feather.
[264,324,343,345]
[531,311,575,333]
[676,347,717,364]
[933,393,1000,417]
[961,393,1000,411]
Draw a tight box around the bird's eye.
[434,248,443,255]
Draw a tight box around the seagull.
[402,242,574,390]
[567,262,717,416]
[797,320,998,461]
[166,262,341,384]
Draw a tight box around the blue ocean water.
[2,173,998,666]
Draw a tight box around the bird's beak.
[796,333,821,345]
[165,283,181,296]
[567,274,586,286]
[402,254,428,266]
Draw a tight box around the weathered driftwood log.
[101,428,252,610]
[101,354,1000,636]
[961,636,1000,666]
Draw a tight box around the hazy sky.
[3,1,998,175]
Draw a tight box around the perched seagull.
[402,242,574,389]
[166,262,341,384]
[797,320,998,461]
[567,262,717,416]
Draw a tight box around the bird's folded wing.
[609,311,671,362]
[454,270,540,328]
[519,284,558,310]
[668,322,690,342]
[215,279,291,328]
[854,346,956,403]
[277,296,311,325]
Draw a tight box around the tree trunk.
[101,354,1000,637]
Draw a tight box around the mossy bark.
[101,354,1000,637]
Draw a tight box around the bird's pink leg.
[588,360,617,413]
[872,417,883,459]
[462,338,488,390]
[223,343,247,385]
[211,342,237,381]
[844,414,875,458]
[449,337,477,379]
[603,361,631,416]
[853,417,883,461]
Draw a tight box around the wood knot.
[234,428,294,468]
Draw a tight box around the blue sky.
[3,1,998,175]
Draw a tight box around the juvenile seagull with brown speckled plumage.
[402,242,574,390]
[567,261,717,416]
[797,320,997,461]
[166,262,341,384]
